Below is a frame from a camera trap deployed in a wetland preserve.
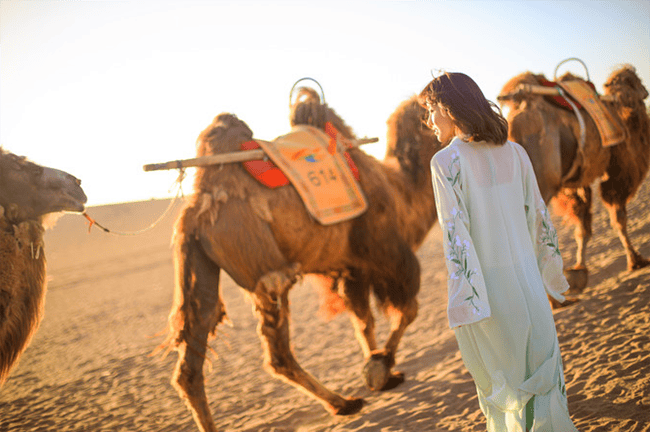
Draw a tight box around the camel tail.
[0,224,47,386]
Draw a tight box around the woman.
[420,72,578,431]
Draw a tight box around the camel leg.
[571,187,592,270]
[252,267,364,415]
[356,290,418,391]
[379,245,420,381]
[340,270,408,390]
[555,187,592,294]
[603,200,649,271]
[340,269,377,359]
[362,294,418,391]
[360,246,420,391]
[383,297,418,364]
[600,176,650,271]
[170,234,227,432]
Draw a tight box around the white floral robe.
[431,137,578,432]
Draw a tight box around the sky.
[1,0,648,206]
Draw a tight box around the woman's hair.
[419,72,509,145]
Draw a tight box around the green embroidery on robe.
[538,199,561,257]
[445,208,481,312]
[442,152,481,312]
[445,151,463,205]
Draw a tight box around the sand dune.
[1,174,648,431]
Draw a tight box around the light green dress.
[430,138,578,432]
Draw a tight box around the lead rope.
[82,168,186,236]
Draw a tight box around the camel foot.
[564,267,588,293]
[333,397,364,416]
[550,295,580,310]
[628,256,650,272]
[362,352,402,391]
[363,353,390,390]
[379,371,405,391]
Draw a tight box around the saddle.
[538,77,595,111]
[241,122,367,225]
[539,77,626,147]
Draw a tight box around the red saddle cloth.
[241,141,290,188]
[241,123,360,188]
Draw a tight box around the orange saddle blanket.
[242,123,368,225]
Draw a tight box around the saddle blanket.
[558,79,627,147]
[243,124,368,225]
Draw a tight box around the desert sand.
[0,172,648,432]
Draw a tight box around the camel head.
[385,96,443,183]
[0,148,87,222]
[603,65,649,108]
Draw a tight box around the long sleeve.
[519,147,570,302]
[431,148,491,328]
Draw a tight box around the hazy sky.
[1,0,648,206]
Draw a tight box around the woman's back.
[434,139,537,276]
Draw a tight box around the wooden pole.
[143,150,266,172]
[498,83,616,102]
[143,137,379,172]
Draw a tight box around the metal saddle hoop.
[290,77,326,107]
[554,57,591,83]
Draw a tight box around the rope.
[83,169,186,236]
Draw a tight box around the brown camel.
[0,147,87,385]
[161,90,442,431]
[498,65,650,294]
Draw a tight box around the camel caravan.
[0,61,648,432]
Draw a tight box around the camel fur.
[498,65,650,295]
[162,90,443,432]
[0,148,86,385]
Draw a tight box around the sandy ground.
[1,172,649,432]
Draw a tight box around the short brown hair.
[419,72,508,145]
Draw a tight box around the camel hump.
[197,113,254,156]
[290,87,328,130]
[293,87,321,105]
[288,80,357,140]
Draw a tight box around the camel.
[0,147,87,385]
[498,65,650,295]
[160,89,443,431]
